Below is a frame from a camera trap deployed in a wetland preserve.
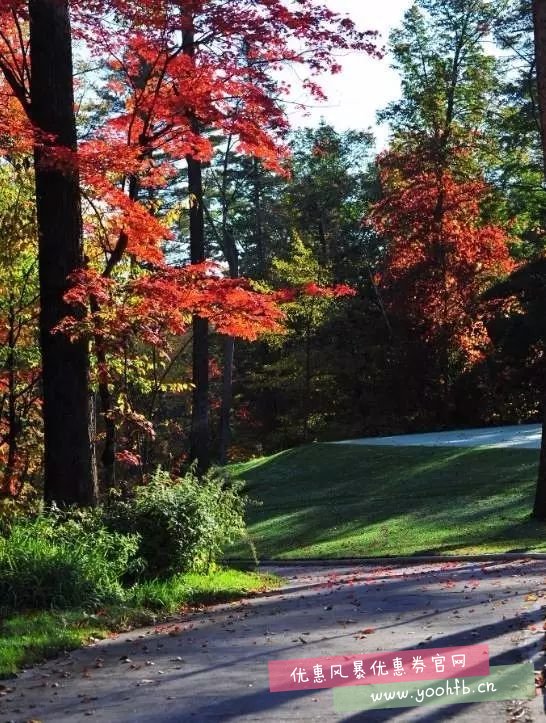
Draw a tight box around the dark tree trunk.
[534,390,546,518]
[302,326,312,442]
[187,152,210,473]
[183,20,209,474]
[218,239,239,466]
[29,0,97,506]
[218,336,235,465]
[98,365,116,490]
[90,292,116,494]
[532,0,546,518]
[253,158,265,272]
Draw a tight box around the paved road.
[3,560,546,722]
[335,424,542,450]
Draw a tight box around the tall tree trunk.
[302,322,312,442]
[183,20,209,474]
[218,238,239,466]
[29,0,97,506]
[532,0,546,518]
[187,151,209,473]
[218,336,235,465]
[253,158,265,272]
[90,292,116,493]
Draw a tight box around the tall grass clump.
[0,513,139,612]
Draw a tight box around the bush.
[0,513,140,612]
[103,466,247,577]
[0,486,41,534]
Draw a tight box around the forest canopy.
[0,0,545,516]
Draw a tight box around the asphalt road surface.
[3,560,546,722]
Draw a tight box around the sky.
[287,0,413,148]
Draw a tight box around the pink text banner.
[268,644,490,692]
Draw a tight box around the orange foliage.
[370,150,515,366]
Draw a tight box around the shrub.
[0,486,41,534]
[0,513,140,612]
[103,466,247,577]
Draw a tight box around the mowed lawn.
[225,443,546,559]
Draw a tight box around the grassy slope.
[226,443,546,559]
[0,569,279,678]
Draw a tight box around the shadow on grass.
[227,444,546,559]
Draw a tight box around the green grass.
[225,443,546,559]
[0,568,280,678]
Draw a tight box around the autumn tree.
[0,1,379,491]
[531,0,546,519]
[0,1,98,505]
[370,148,514,419]
[77,0,378,473]
[368,0,518,425]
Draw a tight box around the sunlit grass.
[0,568,280,678]
[226,444,546,559]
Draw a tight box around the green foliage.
[0,467,248,619]
[286,122,377,275]
[103,466,247,577]
[0,514,139,612]
[0,163,41,494]
[223,124,383,453]
[381,0,500,155]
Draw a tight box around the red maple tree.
[0,2,380,490]
[369,149,515,370]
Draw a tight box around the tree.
[75,0,379,475]
[200,134,242,464]
[1,0,99,505]
[367,0,519,427]
[286,123,376,274]
[380,0,500,166]
[531,0,546,519]
[370,148,514,424]
[0,1,379,494]
[182,14,210,473]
